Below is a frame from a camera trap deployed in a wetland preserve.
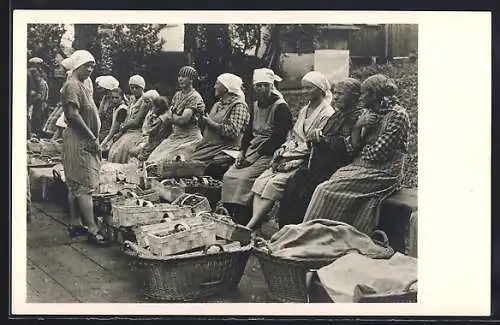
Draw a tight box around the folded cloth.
[266,219,395,262]
[316,252,417,303]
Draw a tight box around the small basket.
[157,157,206,178]
[355,279,418,303]
[147,222,217,256]
[198,208,252,244]
[111,201,186,227]
[252,237,334,303]
[172,193,212,214]
[183,176,223,210]
[123,240,252,302]
[151,178,186,202]
[133,210,199,248]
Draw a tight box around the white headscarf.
[67,50,95,71]
[217,73,245,101]
[96,75,120,90]
[302,71,333,104]
[129,75,146,89]
[142,89,160,100]
[252,68,282,84]
[253,67,284,99]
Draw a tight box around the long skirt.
[146,129,202,165]
[251,167,301,201]
[303,164,400,235]
[108,130,143,164]
[222,155,273,207]
[62,127,100,197]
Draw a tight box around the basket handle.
[173,222,191,232]
[254,237,271,253]
[404,279,418,292]
[52,169,62,181]
[371,229,389,247]
[214,206,230,216]
[203,243,224,255]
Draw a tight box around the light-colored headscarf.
[66,50,95,71]
[142,89,160,100]
[96,75,120,90]
[129,75,146,89]
[253,68,284,98]
[302,71,333,104]
[28,57,43,64]
[217,73,245,101]
[253,68,282,84]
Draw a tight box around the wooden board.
[26,259,79,303]
[27,245,141,303]
[27,211,86,248]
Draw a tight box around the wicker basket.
[111,201,187,227]
[172,193,212,214]
[198,208,252,244]
[151,178,186,202]
[157,157,207,178]
[183,176,223,210]
[123,240,252,301]
[133,210,200,247]
[147,222,217,256]
[252,237,335,303]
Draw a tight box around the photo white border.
[12,10,492,316]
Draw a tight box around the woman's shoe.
[68,225,88,237]
[87,231,109,246]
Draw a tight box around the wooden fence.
[348,24,418,59]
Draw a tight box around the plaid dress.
[303,97,410,235]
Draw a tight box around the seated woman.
[246,71,336,230]
[99,88,130,156]
[95,75,120,142]
[277,77,362,228]
[221,68,293,225]
[146,66,205,165]
[107,75,150,163]
[302,74,410,236]
[188,73,250,180]
[129,95,172,162]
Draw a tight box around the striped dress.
[303,99,410,235]
[60,78,101,196]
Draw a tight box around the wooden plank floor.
[27,202,272,303]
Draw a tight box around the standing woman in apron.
[221,68,293,225]
[189,73,251,179]
[60,50,106,246]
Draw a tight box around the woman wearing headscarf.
[95,75,120,142]
[246,71,336,230]
[303,74,410,236]
[107,75,151,163]
[129,95,172,162]
[277,77,363,228]
[146,66,205,164]
[221,68,293,225]
[188,73,250,179]
[60,50,106,245]
[99,87,130,156]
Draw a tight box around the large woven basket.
[252,230,393,303]
[123,240,252,302]
[252,237,337,303]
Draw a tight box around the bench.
[257,188,418,257]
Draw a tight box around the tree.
[27,24,66,77]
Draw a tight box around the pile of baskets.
[120,201,253,302]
